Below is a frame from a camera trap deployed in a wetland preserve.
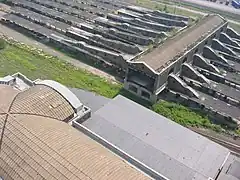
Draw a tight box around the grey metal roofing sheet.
[82,95,230,180]
[70,88,109,112]
[218,154,240,180]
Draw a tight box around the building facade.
[124,15,228,102]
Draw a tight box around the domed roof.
[0,84,149,180]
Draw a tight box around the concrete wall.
[92,35,141,54]
[181,64,210,84]
[219,33,240,47]
[109,28,153,46]
[202,46,229,64]
[133,18,173,32]
[124,80,157,102]
[128,63,156,77]
[121,23,166,38]
[76,42,127,69]
[193,54,220,74]
[211,39,237,56]
[167,74,199,98]
[152,11,189,22]
[144,14,187,27]
[226,27,240,40]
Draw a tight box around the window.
[176,94,180,98]
[141,91,150,99]
[168,68,174,75]
[129,85,137,93]
[205,40,208,45]
[194,48,198,54]
[183,57,187,63]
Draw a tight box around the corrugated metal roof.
[83,95,230,180]
[0,85,149,180]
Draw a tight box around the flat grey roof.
[218,153,240,180]
[82,95,230,180]
[70,88,110,112]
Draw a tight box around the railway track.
[192,130,240,154]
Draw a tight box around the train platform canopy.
[134,15,226,73]
[81,95,237,180]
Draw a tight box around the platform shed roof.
[135,15,226,73]
[83,95,230,180]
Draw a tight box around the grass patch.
[0,38,6,50]
[0,40,122,98]
[136,0,203,19]
[236,129,240,135]
[152,101,223,132]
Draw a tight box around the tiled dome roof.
[0,84,149,180]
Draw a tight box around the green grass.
[136,0,203,19]
[0,41,122,98]
[152,101,223,132]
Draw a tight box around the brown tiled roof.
[0,84,149,180]
[137,15,225,73]
[0,85,19,113]
[10,85,75,121]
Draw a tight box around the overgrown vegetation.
[0,39,122,98]
[152,101,224,132]
[0,38,6,50]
